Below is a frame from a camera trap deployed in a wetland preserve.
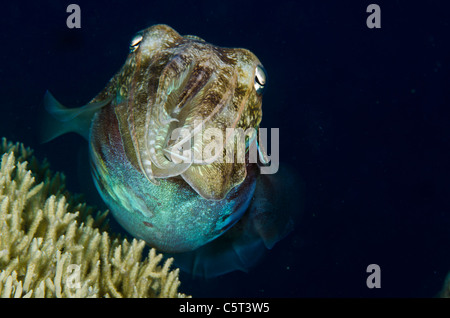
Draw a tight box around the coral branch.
[0,138,190,298]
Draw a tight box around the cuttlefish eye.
[129,33,143,52]
[254,64,267,95]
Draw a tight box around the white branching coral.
[0,138,189,298]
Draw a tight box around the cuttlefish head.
[94,24,267,200]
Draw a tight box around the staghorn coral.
[0,138,189,298]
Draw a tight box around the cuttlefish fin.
[40,90,111,143]
[172,164,305,278]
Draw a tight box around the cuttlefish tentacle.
[192,69,238,165]
[125,51,160,184]
[163,67,238,168]
[144,55,195,177]
[146,55,236,178]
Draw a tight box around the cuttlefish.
[42,24,302,277]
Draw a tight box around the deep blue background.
[0,0,449,297]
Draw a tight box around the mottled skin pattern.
[89,25,267,253]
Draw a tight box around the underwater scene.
[0,0,449,299]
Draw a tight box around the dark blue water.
[0,0,448,297]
